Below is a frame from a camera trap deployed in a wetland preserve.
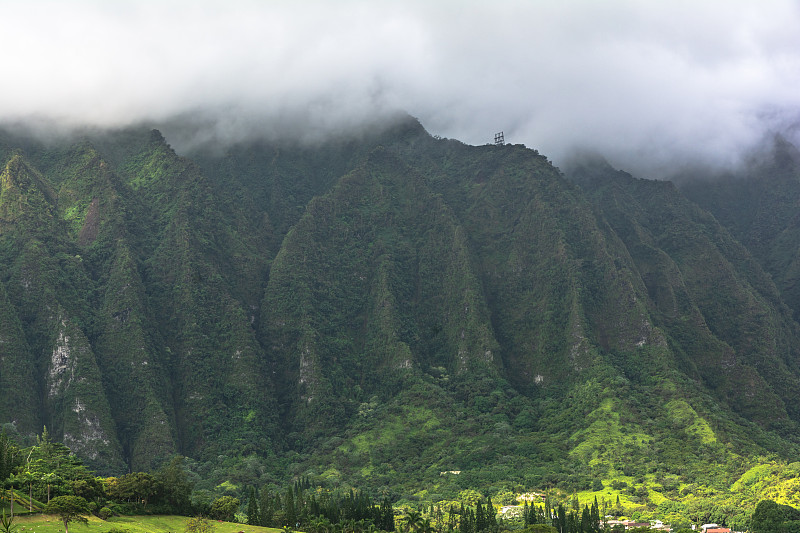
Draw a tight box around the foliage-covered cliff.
[1,118,800,524]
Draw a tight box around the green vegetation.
[185,516,215,533]
[7,514,280,533]
[0,510,16,533]
[2,426,800,531]
[750,499,800,533]
[45,495,91,533]
[2,118,800,532]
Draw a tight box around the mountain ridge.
[0,117,799,523]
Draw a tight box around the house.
[499,506,523,519]
[517,492,545,502]
[606,520,650,529]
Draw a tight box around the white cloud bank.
[3,0,800,176]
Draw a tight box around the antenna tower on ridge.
[494,132,505,146]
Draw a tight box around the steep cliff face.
[679,136,800,323]
[0,280,39,435]
[569,159,800,424]
[46,312,125,471]
[0,119,799,495]
[261,148,501,439]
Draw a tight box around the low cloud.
[3,0,800,177]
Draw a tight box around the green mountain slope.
[569,157,800,425]
[679,136,800,321]
[0,118,799,518]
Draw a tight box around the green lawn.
[10,514,283,533]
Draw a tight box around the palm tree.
[18,470,35,512]
[311,516,331,533]
[419,518,435,533]
[40,472,58,504]
[4,476,18,517]
[404,509,423,533]
[309,517,322,533]
[343,518,358,533]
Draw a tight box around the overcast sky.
[3,0,800,177]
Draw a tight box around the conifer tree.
[544,496,552,524]
[556,504,566,533]
[0,434,18,482]
[247,486,260,525]
[590,497,600,532]
[259,489,274,527]
[580,506,592,533]
[486,497,497,532]
[285,487,297,526]
[380,497,395,532]
[447,504,457,532]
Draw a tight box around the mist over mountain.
[4,1,800,177]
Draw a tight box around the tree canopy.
[45,495,90,533]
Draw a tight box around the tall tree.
[157,456,193,514]
[28,428,90,484]
[285,487,297,526]
[475,501,486,532]
[0,434,18,482]
[259,489,274,527]
[486,497,497,532]
[247,486,260,526]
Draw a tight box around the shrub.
[209,496,240,522]
[186,516,215,533]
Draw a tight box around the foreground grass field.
[11,514,282,533]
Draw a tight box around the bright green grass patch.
[571,489,643,515]
[760,476,800,508]
[645,488,668,506]
[731,462,780,492]
[11,514,282,533]
[731,461,800,507]
[664,399,715,444]
[569,398,651,468]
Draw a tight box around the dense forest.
[2,116,800,530]
[4,429,800,532]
